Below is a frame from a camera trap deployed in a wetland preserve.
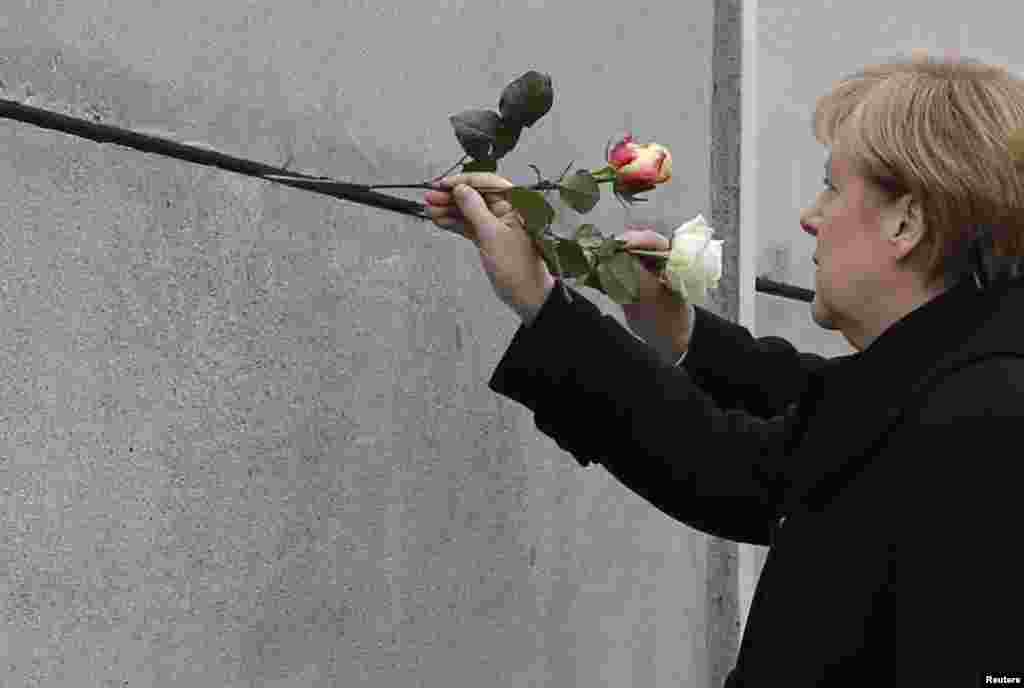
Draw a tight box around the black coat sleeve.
[488,280,812,546]
[682,303,833,418]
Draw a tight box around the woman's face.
[799,151,900,349]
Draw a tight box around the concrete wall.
[0,2,719,686]
[7,1,1017,685]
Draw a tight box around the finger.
[423,202,461,222]
[437,173,515,192]
[451,184,499,245]
[425,204,455,224]
[615,228,670,250]
[426,190,507,217]
[489,199,514,217]
[496,207,525,230]
[424,189,453,205]
[424,191,466,226]
[483,191,509,206]
[423,194,473,237]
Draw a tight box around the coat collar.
[779,273,1024,518]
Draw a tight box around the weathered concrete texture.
[0,2,717,687]
[706,2,743,686]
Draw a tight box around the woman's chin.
[811,291,837,330]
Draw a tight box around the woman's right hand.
[617,228,693,363]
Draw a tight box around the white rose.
[663,214,724,307]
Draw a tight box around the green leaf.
[578,238,605,252]
[597,236,626,259]
[539,237,561,275]
[606,250,643,286]
[462,158,498,173]
[554,239,592,277]
[558,170,600,214]
[596,260,634,304]
[492,119,522,160]
[450,109,502,160]
[574,224,605,250]
[581,269,604,292]
[599,251,642,304]
[507,187,555,235]
[498,71,554,129]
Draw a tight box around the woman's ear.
[886,194,927,255]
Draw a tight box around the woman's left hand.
[424,173,555,323]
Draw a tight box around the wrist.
[518,274,557,327]
[653,302,693,363]
[652,341,687,366]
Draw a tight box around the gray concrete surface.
[0,2,717,686]
[706,2,743,686]
[6,0,1018,685]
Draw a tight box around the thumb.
[616,228,670,250]
[452,183,499,245]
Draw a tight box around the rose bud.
[606,134,673,194]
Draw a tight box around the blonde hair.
[812,52,1024,291]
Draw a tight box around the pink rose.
[606,134,673,194]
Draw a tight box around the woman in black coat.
[424,53,1024,687]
